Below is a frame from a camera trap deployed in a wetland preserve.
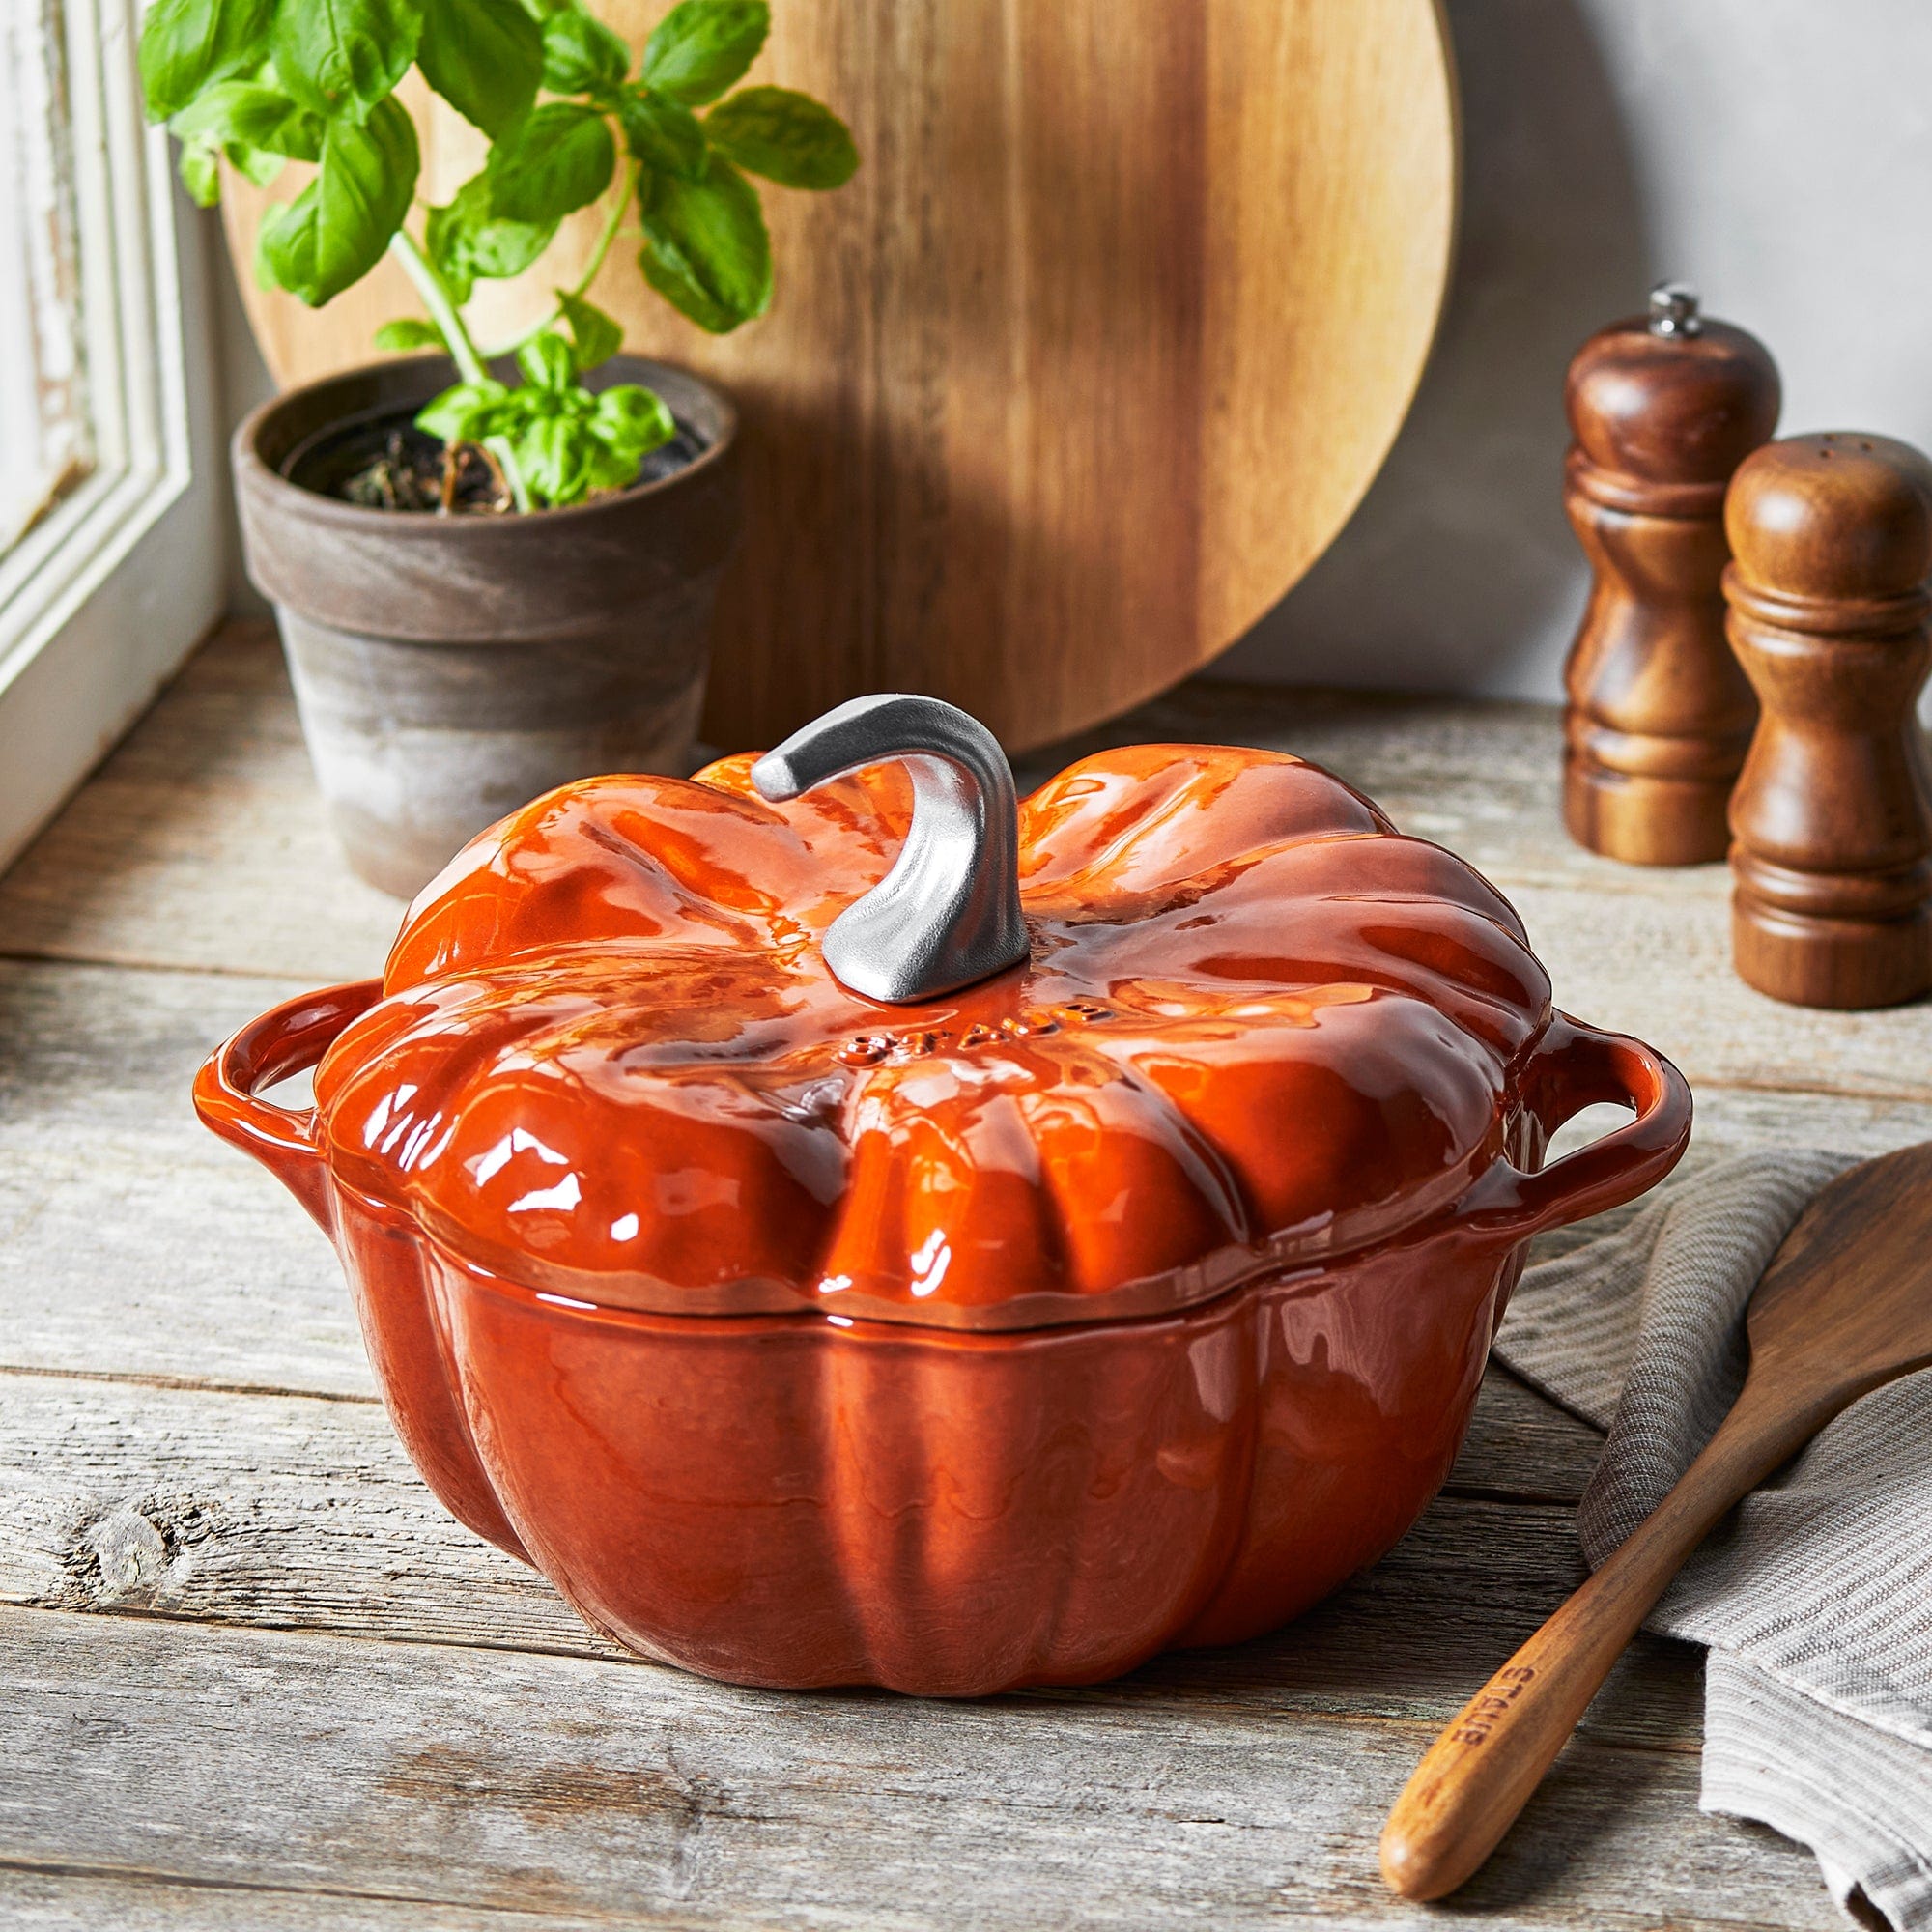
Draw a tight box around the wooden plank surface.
[3,621,1924,1928]
[219,0,1457,755]
[0,1606,1836,1931]
[0,628,403,982]
[0,1873,628,1932]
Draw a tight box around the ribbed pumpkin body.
[196,729,1690,1694]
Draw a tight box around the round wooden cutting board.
[224,1,1458,754]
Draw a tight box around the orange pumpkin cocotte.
[197,721,1690,1695]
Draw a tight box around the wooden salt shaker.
[1725,433,1932,1009]
[1563,284,1780,864]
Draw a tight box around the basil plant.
[142,0,857,508]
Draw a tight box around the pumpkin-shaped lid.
[315,696,1553,1331]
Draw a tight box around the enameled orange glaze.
[321,747,1561,1326]
[195,740,1691,1695]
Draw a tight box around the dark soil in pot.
[283,404,709,513]
[234,354,740,899]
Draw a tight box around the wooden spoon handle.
[1379,1388,1815,1901]
[1378,1530,1679,1898]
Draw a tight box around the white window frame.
[0,0,226,875]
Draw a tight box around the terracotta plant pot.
[234,355,740,898]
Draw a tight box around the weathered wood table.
[5,623,1924,1929]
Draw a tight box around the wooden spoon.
[1380,1141,1932,1901]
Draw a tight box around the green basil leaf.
[518,412,594,505]
[270,0,422,120]
[225,139,287,187]
[591,383,673,457]
[374,316,449,351]
[256,187,319,297]
[541,7,629,96]
[616,86,704,180]
[639,0,766,107]
[551,289,621,369]
[639,239,730,332]
[317,97,418,294]
[469,209,556,279]
[255,197,303,289]
[583,442,640,493]
[140,0,275,120]
[516,331,577,392]
[427,171,556,308]
[423,201,476,307]
[262,96,417,305]
[171,80,323,160]
[703,85,856,190]
[486,101,615,222]
[178,140,223,206]
[417,378,512,443]
[639,154,769,332]
[578,384,671,495]
[495,386,548,430]
[417,0,541,135]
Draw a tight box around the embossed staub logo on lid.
[835,1000,1115,1067]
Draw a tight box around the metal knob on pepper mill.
[1724,432,1932,1009]
[1562,283,1780,864]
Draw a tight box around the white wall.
[1214,0,1932,699]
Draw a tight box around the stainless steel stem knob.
[751,693,1032,1004]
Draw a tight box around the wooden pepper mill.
[1563,284,1780,864]
[1725,432,1932,1009]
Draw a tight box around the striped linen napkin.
[1493,1148,1932,1930]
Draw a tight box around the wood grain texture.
[6,621,1929,1926]
[0,1605,1838,1931]
[1725,432,1932,1008]
[0,1872,626,1932]
[219,0,1458,754]
[1383,1140,1932,1901]
[1560,298,1778,865]
[0,957,373,1396]
[0,627,404,981]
